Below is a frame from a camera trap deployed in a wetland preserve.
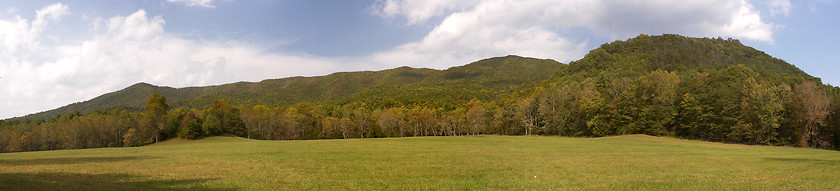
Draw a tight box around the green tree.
[634,70,680,136]
[178,111,203,140]
[206,100,247,137]
[143,92,170,143]
[163,108,188,140]
[731,77,790,145]
[537,85,576,135]
[829,89,840,149]
[202,114,223,136]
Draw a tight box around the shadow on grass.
[0,172,237,191]
[0,156,163,166]
[764,157,840,165]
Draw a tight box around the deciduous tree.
[794,81,832,148]
[143,92,170,143]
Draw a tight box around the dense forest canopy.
[1,34,839,153]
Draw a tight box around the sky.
[0,0,838,119]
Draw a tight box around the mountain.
[548,34,811,85]
[3,34,839,153]
[16,55,563,120]
[518,34,838,146]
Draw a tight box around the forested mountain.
[549,34,809,84]
[2,34,839,153]
[15,55,562,120]
[512,34,838,146]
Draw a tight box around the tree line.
[1,68,839,153]
[2,35,840,153]
[0,93,491,152]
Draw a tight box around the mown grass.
[1,135,839,190]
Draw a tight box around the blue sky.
[0,0,837,119]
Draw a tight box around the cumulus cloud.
[1,4,71,117]
[167,0,216,8]
[0,0,786,118]
[0,3,67,55]
[367,1,590,69]
[0,7,339,118]
[373,0,779,44]
[364,0,780,69]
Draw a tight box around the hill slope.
[17,55,562,120]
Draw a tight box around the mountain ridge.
[13,55,562,120]
[3,34,839,152]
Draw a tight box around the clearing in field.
[1,135,839,190]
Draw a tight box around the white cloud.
[719,0,776,43]
[0,3,67,55]
[0,0,786,118]
[0,7,340,118]
[1,4,71,117]
[364,0,780,69]
[167,0,216,8]
[33,3,69,28]
[370,0,481,25]
[373,0,779,43]
[768,0,792,16]
[366,1,590,69]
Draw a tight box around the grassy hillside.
[16,55,561,120]
[1,135,838,190]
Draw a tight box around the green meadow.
[1,135,839,190]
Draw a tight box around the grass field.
[0,135,839,190]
